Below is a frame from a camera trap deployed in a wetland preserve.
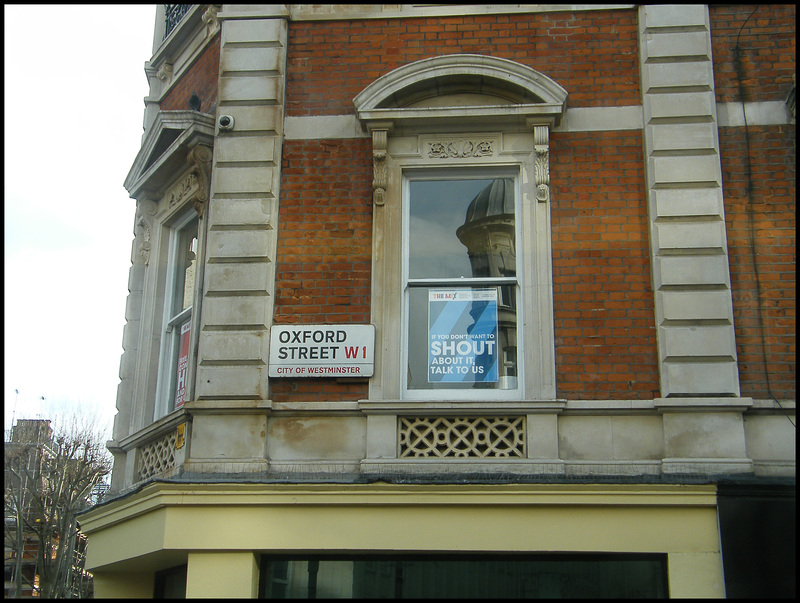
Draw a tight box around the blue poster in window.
[428,289,498,383]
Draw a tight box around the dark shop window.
[717,484,796,599]
[259,553,668,599]
[154,564,187,599]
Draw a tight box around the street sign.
[269,324,375,378]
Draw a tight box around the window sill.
[115,406,190,453]
[183,399,273,415]
[358,400,566,415]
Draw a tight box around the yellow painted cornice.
[80,481,717,534]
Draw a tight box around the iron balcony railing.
[164,4,193,39]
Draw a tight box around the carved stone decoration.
[533,125,550,203]
[168,173,199,209]
[134,199,157,266]
[157,61,173,84]
[187,144,213,217]
[163,145,213,217]
[428,139,494,158]
[202,5,221,37]
[371,129,388,206]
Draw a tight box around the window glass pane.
[264,559,291,598]
[177,226,198,314]
[160,214,198,416]
[153,565,187,598]
[407,285,518,391]
[409,178,515,280]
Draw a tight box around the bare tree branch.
[4,416,111,598]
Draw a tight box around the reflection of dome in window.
[462,178,514,223]
[456,179,516,279]
[455,178,518,388]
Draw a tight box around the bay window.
[114,109,213,488]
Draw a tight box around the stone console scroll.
[533,125,550,203]
[371,128,389,206]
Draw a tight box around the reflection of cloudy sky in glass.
[408,179,493,279]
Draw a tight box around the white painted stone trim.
[638,4,740,398]
[555,105,643,132]
[285,101,790,141]
[285,115,365,140]
[288,4,635,21]
[354,54,568,113]
[125,111,216,197]
[368,132,558,404]
[193,13,287,410]
[716,101,793,127]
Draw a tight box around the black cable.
[734,6,795,427]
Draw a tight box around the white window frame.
[401,166,524,401]
[363,132,556,403]
[154,207,198,419]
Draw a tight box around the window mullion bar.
[407,278,517,287]
[166,305,193,332]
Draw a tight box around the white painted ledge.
[284,101,790,140]
[716,101,792,127]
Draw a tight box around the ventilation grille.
[399,416,525,458]
[137,430,177,481]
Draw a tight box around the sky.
[4,5,157,437]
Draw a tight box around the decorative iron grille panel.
[399,416,525,458]
[164,4,192,39]
[137,430,177,480]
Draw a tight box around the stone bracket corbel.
[370,125,391,206]
[134,199,158,266]
[202,5,221,37]
[533,125,550,203]
[187,144,213,217]
[157,61,174,84]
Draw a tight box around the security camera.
[218,115,235,131]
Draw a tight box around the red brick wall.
[278,10,655,402]
[278,8,795,403]
[286,8,640,117]
[711,4,796,400]
[710,4,796,104]
[550,131,659,400]
[273,132,658,402]
[272,138,373,402]
[720,125,796,400]
[160,34,220,114]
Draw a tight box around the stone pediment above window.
[354,54,568,133]
[125,110,215,201]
